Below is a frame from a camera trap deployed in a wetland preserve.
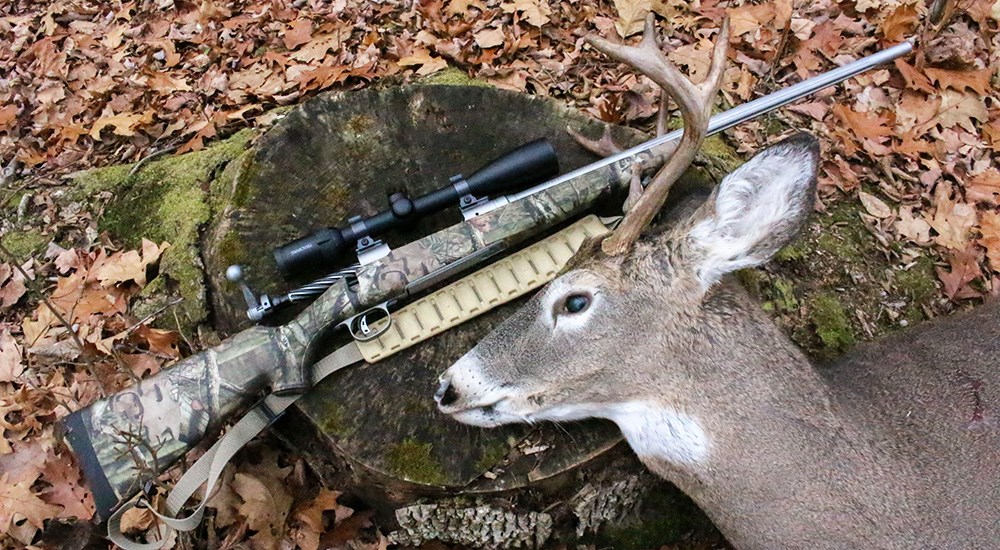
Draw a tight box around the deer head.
[435,17,820,465]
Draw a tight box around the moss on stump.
[70,130,255,336]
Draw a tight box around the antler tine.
[587,14,730,256]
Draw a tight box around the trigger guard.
[348,306,392,342]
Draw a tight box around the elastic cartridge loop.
[357,215,610,362]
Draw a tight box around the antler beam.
[588,15,730,256]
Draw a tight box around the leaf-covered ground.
[0,0,997,548]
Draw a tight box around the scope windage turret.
[273,138,559,279]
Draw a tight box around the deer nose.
[435,377,459,407]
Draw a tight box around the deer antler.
[588,14,729,256]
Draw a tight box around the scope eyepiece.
[273,228,347,279]
[273,138,559,280]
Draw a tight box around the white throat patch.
[608,402,710,465]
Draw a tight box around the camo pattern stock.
[63,156,635,517]
[63,279,357,515]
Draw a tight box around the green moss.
[6,191,26,210]
[474,442,509,473]
[419,67,489,87]
[71,129,255,336]
[316,403,356,438]
[894,256,937,323]
[71,164,132,199]
[387,438,446,485]
[1,230,47,260]
[774,239,809,262]
[815,231,863,262]
[769,278,799,312]
[808,292,856,354]
[734,267,767,297]
[699,134,743,174]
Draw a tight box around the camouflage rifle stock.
[60,39,912,520]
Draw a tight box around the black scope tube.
[273,138,559,279]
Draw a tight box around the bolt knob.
[226,264,244,282]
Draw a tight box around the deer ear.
[687,133,819,288]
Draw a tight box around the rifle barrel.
[510,40,914,202]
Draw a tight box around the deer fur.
[436,133,1000,548]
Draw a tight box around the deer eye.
[562,293,591,314]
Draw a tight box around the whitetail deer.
[435,16,1000,549]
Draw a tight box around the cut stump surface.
[202,85,723,521]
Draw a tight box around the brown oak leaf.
[936,247,983,300]
[926,182,976,250]
[978,210,1000,273]
[966,170,1000,206]
[0,330,23,383]
[924,67,993,96]
[0,473,62,535]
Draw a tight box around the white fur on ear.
[689,133,819,288]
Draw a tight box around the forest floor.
[0,0,997,548]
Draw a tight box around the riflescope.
[273,138,559,279]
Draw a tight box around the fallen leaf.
[283,19,314,50]
[291,32,345,63]
[89,111,155,140]
[978,210,1000,273]
[667,38,713,83]
[728,3,776,37]
[895,206,932,244]
[936,247,983,300]
[935,90,988,133]
[0,264,27,310]
[446,0,487,16]
[924,67,993,96]
[967,170,1000,205]
[0,473,62,535]
[120,353,162,378]
[832,103,893,142]
[233,471,294,549]
[787,101,829,121]
[894,59,934,94]
[92,250,145,287]
[859,191,892,218]
[0,330,23,383]
[144,71,193,93]
[54,248,81,274]
[879,4,918,43]
[136,325,180,359]
[289,488,353,550]
[926,181,977,250]
[612,0,650,38]
[474,27,505,49]
[119,507,155,533]
[40,448,95,520]
[398,51,448,76]
[501,0,552,27]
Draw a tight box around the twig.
[0,238,110,396]
[765,15,794,89]
[173,308,195,352]
[128,145,179,178]
[121,297,185,337]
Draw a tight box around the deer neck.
[610,282,908,547]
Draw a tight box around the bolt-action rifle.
[59,41,912,545]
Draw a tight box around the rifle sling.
[107,215,611,549]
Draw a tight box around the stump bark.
[202,85,726,547]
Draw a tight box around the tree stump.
[203,85,726,548]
